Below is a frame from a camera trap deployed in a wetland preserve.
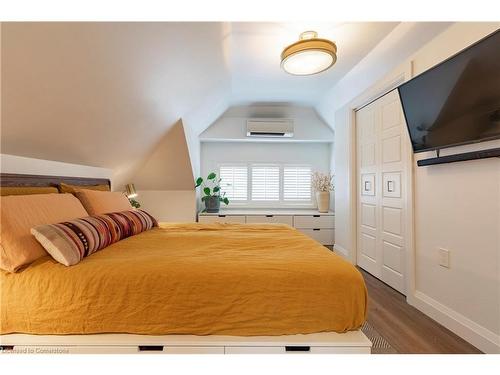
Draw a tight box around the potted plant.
[312,171,334,213]
[195,172,229,213]
[128,198,141,209]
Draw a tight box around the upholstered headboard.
[0,173,111,189]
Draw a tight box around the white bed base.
[0,330,371,354]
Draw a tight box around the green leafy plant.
[129,198,141,209]
[195,172,229,205]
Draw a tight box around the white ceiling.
[227,22,399,105]
[1,22,452,185]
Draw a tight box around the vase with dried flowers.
[312,171,334,213]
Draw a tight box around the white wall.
[0,154,112,181]
[413,139,500,349]
[137,190,196,222]
[200,104,334,210]
[328,109,352,251]
[128,120,196,222]
[0,154,196,223]
[130,119,194,191]
[200,104,334,142]
[317,23,500,353]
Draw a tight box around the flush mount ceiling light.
[281,31,337,76]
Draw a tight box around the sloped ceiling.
[1,22,452,189]
[1,22,231,186]
[317,22,454,120]
[132,119,194,190]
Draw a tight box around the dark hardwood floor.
[360,268,482,354]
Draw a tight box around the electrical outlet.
[438,248,450,268]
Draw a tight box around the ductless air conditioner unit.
[246,119,294,138]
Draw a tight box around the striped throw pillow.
[31,210,158,266]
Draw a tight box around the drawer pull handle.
[138,346,164,351]
[218,215,226,217]
[285,346,310,352]
[313,215,320,217]
[0,345,14,351]
[265,215,274,218]
[313,228,320,231]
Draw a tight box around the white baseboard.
[333,244,349,259]
[409,290,500,354]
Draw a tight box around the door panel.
[381,100,401,130]
[358,233,377,275]
[361,173,376,196]
[361,143,376,167]
[361,203,376,228]
[382,172,401,198]
[382,207,402,236]
[356,90,408,294]
[383,240,403,273]
[360,233,377,260]
[382,135,401,163]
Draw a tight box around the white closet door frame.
[346,65,415,299]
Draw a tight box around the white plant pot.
[316,191,330,213]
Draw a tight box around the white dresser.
[198,209,335,246]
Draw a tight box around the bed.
[0,173,370,354]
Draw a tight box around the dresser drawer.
[198,215,246,224]
[224,346,284,354]
[245,215,293,226]
[224,345,359,354]
[293,215,334,229]
[297,228,335,245]
[161,346,225,354]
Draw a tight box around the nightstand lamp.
[125,183,138,198]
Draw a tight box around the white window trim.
[218,163,315,209]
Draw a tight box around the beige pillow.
[75,189,132,215]
[58,182,110,194]
[0,193,89,272]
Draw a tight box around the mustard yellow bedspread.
[0,223,367,336]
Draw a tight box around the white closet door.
[356,101,379,277]
[356,90,408,294]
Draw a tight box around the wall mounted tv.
[398,29,500,153]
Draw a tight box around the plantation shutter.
[251,165,280,201]
[283,166,312,201]
[219,166,248,201]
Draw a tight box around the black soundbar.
[417,147,500,167]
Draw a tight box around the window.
[251,165,280,201]
[219,166,248,201]
[283,166,312,201]
[218,163,314,206]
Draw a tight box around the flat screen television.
[398,29,500,153]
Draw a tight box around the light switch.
[438,248,450,268]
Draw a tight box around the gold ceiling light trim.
[281,31,337,76]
